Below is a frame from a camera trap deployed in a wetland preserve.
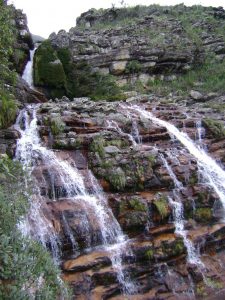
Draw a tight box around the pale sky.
[9,0,225,38]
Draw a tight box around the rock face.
[47,5,225,88]
[23,95,225,299]
[11,6,34,74]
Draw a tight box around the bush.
[50,117,66,135]
[34,41,67,97]
[202,118,225,139]
[0,89,17,129]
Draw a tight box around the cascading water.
[106,119,137,146]
[22,47,36,88]
[130,105,225,214]
[195,120,205,145]
[160,154,203,267]
[131,119,142,144]
[15,105,137,294]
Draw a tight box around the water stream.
[15,106,137,294]
[130,105,225,213]
[160,154,203,267]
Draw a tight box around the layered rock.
[24,95,225,299]
[47,5,225,88]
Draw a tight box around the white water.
[15,106,137,294]
[160,154,203,267]
[106,119,137,146]
[196,120,205,145]
[22,48,36,88]
[131,106,225,213]
[131,119,142,144]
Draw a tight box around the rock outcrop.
[22,94,225,299]
[47,5,225,90]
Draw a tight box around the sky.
[9,0,225,38]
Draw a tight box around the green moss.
[194,208,212,222]
[50,117,65,135]
[188,173,198,186]
[153,195,169,219]
[203,118,225,139]
[204,277,223,289]
[89,136,105,158]
[100,160,113,169]
[129,198,147,212]
[173,239,185,255]
[147,154,156,166]
[108,168,126,191]
[145,249,154,260]
[105,139,129,149]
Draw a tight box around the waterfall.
[131,105,225,213]
[131,119,142,144]
[196,120,205,145]
[106,119,137,146]
[22,47,36,88]
[15,105,137,294]
[160,154,203,267]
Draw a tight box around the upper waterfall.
[22,47,36,88]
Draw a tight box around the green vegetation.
[50,117,66,135]
[108,168,126,191]
[0,1,17,129]
[129,198,147,212]
[202,118,225,139]
[34,45,122,100]
[145,54,225,96]
[153,194,170,219]
[125,60,142,75]
[194,208,212,222]
[34,41,67,98]
[0,89,17,129]
[0,155,70,299]
[145,249,154,260]
[89,136,106,158]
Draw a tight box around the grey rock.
[190,90,204,100]
[104,146,120,154]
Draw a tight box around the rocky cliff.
[33,5,225,99]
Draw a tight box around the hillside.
[1,2,225,300]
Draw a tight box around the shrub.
[202,118,225,139]
[108,168,126,191]
[0,89,17,129]
[34,41,67,97]
[153,195,170,219]
[89,136,106,158]
[50,117,66,135]
[125,60,142,75]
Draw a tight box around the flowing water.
[22,48,36,88]
[15,106,137,294]
[131,105,225,213]
[106,119,137,146]
[160,154,203,267]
